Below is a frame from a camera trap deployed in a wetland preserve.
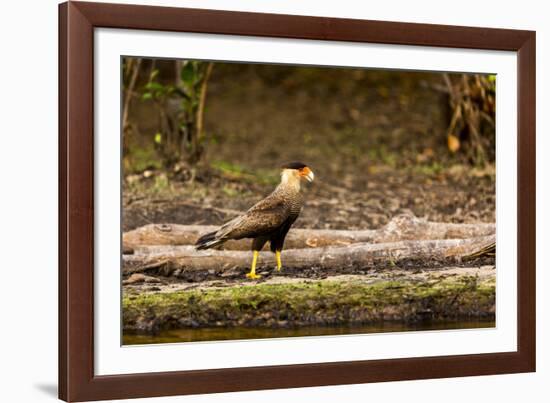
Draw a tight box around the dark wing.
[214,192,291,240]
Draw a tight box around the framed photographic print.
[59,1,536,401]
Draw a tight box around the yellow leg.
[276,250,282,272]
[246,251,261,279]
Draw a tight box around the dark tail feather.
[195,231,225,250]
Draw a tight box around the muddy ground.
[123,166,495,232]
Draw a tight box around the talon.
[246,272,262,279]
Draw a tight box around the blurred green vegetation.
[122,58,496,180]
[123,58,214,175]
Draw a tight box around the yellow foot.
[246,272,261,279]
[276,250,282,272]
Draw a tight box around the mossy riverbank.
[123,271,495,335]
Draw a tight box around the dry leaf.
[447,134,460,153]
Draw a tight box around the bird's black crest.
[281,161,308,170]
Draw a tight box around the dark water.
[123,320,495,345]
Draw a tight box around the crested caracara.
[195,162,314,279]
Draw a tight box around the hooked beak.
[303,169,315,183]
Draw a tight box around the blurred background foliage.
[122,57,496,232]
[122,57,495,180]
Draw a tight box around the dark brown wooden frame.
[59,1,536,401]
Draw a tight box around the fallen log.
[123,234,495,277]
[123,214,495,251]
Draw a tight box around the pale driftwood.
[123,214,495,251]
[123,234,495,275]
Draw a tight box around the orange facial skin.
[299,166,315,182]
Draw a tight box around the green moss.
[211,160,279,186]
[123,277,496,333]
[126,144,162,173]
[413,162,444,176]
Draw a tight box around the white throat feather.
[280,169,301,192]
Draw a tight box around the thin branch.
[122,58,142,132]
[194,62,215,157]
